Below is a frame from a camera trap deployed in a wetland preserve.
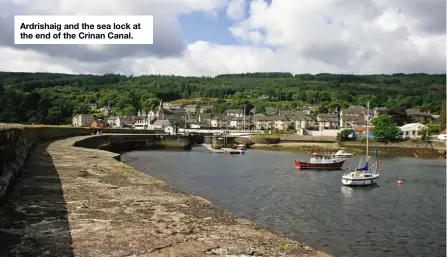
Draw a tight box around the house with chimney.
[294,112,317,135]
[255,116,290,131]
[340,106,368,128]
[317,113,339,131]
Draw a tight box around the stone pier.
[0,126,331,257]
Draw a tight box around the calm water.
[121,147,446,257]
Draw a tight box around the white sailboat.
[341,101,380,186]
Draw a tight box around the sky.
[0,0,445,76]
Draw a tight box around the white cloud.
[0,0,445,76]
[225,0,246,20]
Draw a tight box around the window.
[412,130,416,136]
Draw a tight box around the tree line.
[0,71,445,125]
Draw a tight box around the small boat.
[341,159,380,186]
[342,101,380,186]
[295,153,345,170]
[333,150,354,158]
[237,144,247,150]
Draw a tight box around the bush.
[337,129,353,141]
[251,134,281,144]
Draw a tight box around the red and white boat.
[295,153,345,170]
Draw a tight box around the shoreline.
[0,135,331,257]
[251,141,446,159]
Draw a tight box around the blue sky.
[178,10,239,45]
[178,0,272,45]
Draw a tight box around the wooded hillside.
[0,71,445,124]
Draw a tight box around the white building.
[399,123,427,139]
[72,114,94,127]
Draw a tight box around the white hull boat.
[342,172,379,186]
[341,101,381,187]
[333,150,354,158]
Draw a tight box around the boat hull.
[334,154,353,158]
[342,175,379,186]
[295,160,345,170]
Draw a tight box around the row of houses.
[72,104,439,137]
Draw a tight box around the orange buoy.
[397,180,403,184]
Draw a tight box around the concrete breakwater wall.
[0,125,191,203]
[73,134,193,155]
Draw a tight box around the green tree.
[372,115,403,142]
[441,100,446,131]
[337,129,353,141]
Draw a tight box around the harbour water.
[121,147,446,257]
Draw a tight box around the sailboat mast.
[366,101,369,160]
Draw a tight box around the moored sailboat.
[342,101,380,186]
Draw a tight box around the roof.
[185,104,197,108]
[294,114,315,121]
[399,123,428,130]
[342,115,365,124]
[342,106,366,115]
[153,119,171,126]
[76,114,94,118]
[212,115,228,121]
[256,116,288,121]
[318,113,339,122]
[354,126,373,132]
[280,110,295,116]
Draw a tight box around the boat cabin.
[309,153,338,164]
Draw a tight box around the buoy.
[378,160,382,164]
[397,180,403,184]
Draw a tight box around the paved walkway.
[0,136,331,257]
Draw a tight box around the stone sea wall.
[0,125,190,203]
[73,134,193,155]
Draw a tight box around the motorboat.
[333,150,354,158]
[295,153,345,170]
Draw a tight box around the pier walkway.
[0,136,330,257]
